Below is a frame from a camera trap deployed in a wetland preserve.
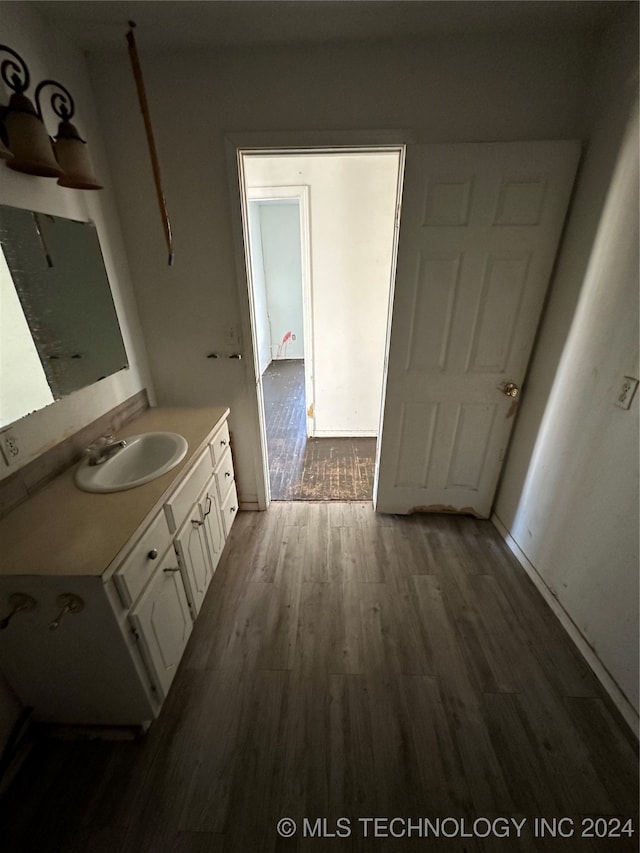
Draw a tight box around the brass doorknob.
[503,382,520,399]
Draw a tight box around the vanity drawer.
[164,448,213,533]
[115,511,172,607]
[214,445,235,503]
[210,420,231,467]
[220,480,238,539]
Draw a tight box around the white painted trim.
[226,131,411,509]
[313,430,378,438]
[225,129,416,153]
[224,140,271,510]
[374,145,406,510]
[491,512,639,737]
[247,185,314,438]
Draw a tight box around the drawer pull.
[148,549,159,560]
[203,495,213,519]
[163,566,181,574]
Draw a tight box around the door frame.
[246,185,315,437]
[225,130,410,509]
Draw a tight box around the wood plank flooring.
[262,360,376,500]
[1,505,637,852]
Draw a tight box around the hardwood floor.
[262,360,376,500]
[1,505,637,852]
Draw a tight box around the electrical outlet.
[615,376,639,410]
[0,430,20,467]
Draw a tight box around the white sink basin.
[75,432,188,493]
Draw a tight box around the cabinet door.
[220,480,239,539]
[214,445,235,505]
[202,481,225,575]
[130,551,192,701]
[174,493,214,616]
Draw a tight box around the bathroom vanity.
[0,407,237,729]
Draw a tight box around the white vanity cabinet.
[129,548,193,701]
[212,439,239,539]
[201,478,226,574]
[0,407,236,729]
[173,488,216,617]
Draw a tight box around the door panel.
[202,483,225,571]
[130,551,192,700]
[376,141,580,517]
[175,496,214,616]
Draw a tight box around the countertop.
[0,407,229,578]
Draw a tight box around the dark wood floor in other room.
[1,506,637,852]
[262,360,376,501]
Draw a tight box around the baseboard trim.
[491,512,639,737]
[312,431,378,438]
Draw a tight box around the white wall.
[247,202,271,375]
[494,12,639,724]
[0,3,152,752]
[258,202,304,361]
[88,27,596,503]
[246,153,398,435]
[0,3,153,477]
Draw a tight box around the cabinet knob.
[148,549,159,560]
[220,439,227,447]
[225,471,231,478]
[230,506,237,515]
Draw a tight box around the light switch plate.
[615,376,639,410]
[0,430,20,467]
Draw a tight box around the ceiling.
[32,0,626,51]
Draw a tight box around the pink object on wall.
[276,331,292,358]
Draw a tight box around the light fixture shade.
[0,134,13,160]
[54,119,102,190]
[4,93,62,177]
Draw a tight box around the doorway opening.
[239,148,404,503]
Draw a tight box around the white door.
[376,141,580,517]
[202,482,225,571]
[130,550,193,700]
[174,494,215,616]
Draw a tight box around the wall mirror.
[0,204,128,428]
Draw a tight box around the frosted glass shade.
[4,94,62,178]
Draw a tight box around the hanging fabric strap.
[126,21,174,266]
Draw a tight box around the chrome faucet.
[86,434,127,466]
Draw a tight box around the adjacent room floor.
[1,505,637,852]
[262,360,376,501]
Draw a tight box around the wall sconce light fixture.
[0,44,102,190]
